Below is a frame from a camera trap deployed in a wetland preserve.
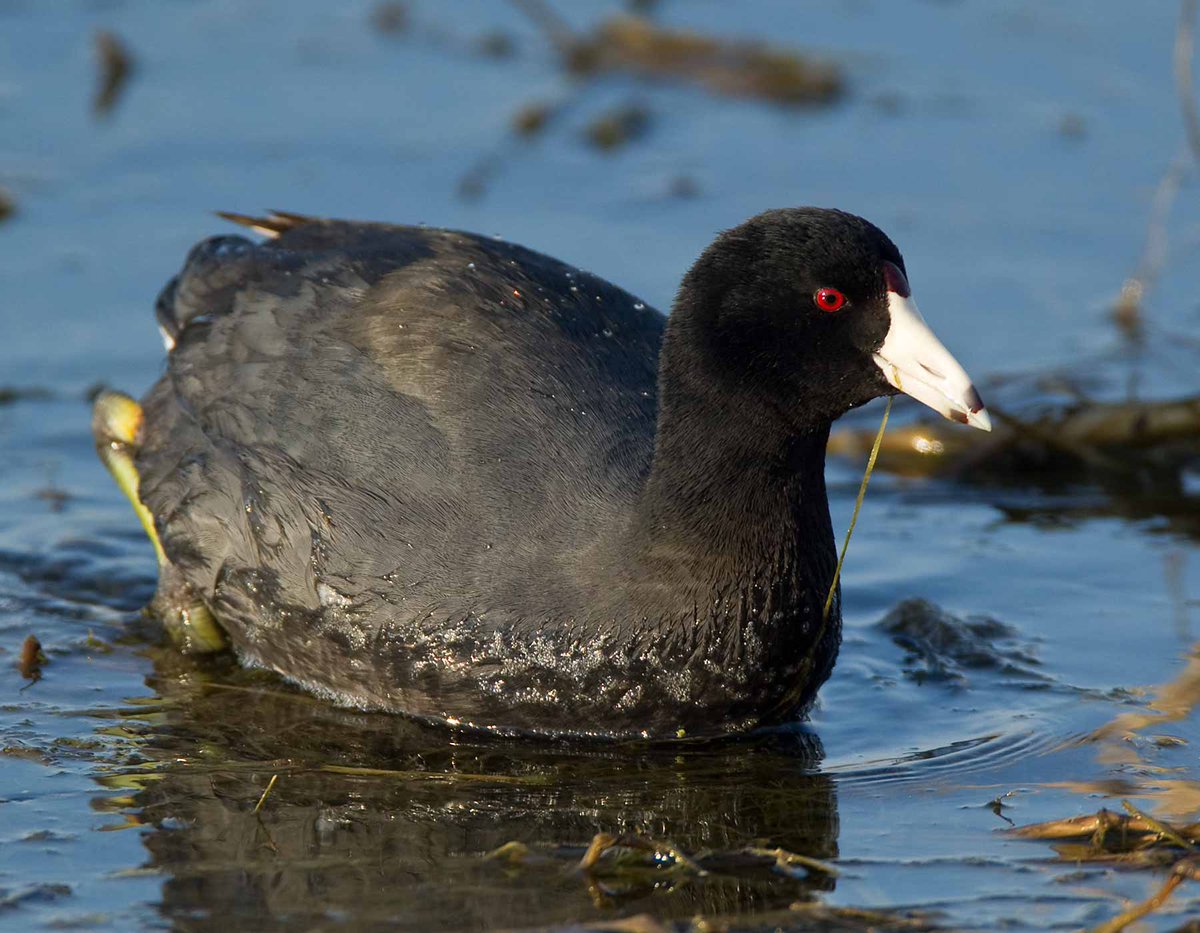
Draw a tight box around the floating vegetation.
[565,15,843,106]
[0,187,13,223]
[583,102,651,151]
[93,30,134,116]
[454,2,844,197]
[829,393,1200,482]
[1012,804,1200,854]
[510,2,842,106]
[830,387,1200,538]
[1012,803,1200,932]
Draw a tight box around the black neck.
[604,297,847,725]
[632,316,837,587]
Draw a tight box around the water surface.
[2,1,1200,929]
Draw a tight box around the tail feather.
[215,209,316,238]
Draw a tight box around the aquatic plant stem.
[253,774,278,814]
[822,396,892,623]
[1086,865,1188,933]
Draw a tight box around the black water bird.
[93,208,989,739]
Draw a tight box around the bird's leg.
[92,390,226,653]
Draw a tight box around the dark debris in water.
[34,485,71,513]
[665,174,700,199]
[583,102,651,151]
[17,633,45,681]
[369,1,408,35]
[0,883,73,911]
[512,100,559,137]
[1058,112,1088,140]
[0,385,53,406]
[982,790,1017,827]
[93,30,134,117]
[876,598,1042,687]
[478,30,518,59]
[0,187,13,223]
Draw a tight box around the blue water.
[2,1,1200,929]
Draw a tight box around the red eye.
[814,288,846,312]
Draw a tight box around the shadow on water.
[99,647,840,931]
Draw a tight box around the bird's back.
[136,218,667,725]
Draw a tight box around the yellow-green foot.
[148,589,227,655]
[92,390,165,564]
[92,390,227,654]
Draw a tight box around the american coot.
[94,208,988,739]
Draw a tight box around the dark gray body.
[137,219,840,738]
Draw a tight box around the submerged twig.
[741,845,838,878]
[320,763,551,785]
[252,773,278,813]
[1011,808,1200,844]
[1085,861,1192,933]
[1014,806,1200,929]
[485,840,532,863]
[578,831,707,875]
[1122,800,1199,853]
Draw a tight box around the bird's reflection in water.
[99,647,839,931]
